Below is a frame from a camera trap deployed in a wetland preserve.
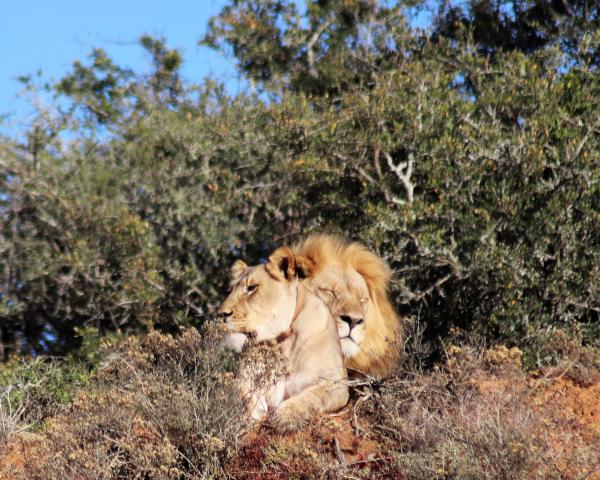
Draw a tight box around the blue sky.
[1,1,433,137]
[0,1,239,135]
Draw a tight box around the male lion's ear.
[230,259,248,280]
[266,247,296,281]
[295,255,315,279]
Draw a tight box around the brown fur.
[293,234,402,378]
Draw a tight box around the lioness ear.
[295,255,315,279]
[266,247,296,281]
[230,259,248,280]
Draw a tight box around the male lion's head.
[218,247,304,350]
[293,235,401,378]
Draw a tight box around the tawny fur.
[218,248,349,431]
[293,234,402,378]
[236,339,289,422]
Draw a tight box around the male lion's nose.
[340,315,364,329]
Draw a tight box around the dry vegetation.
[2,326,598,480]
[1,328,246,479]
[223,337,600,480]
[358,344,598,479]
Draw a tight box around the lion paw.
[269,403,309,433]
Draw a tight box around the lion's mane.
[293,234,402,378]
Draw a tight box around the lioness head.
[218,247,304,347]
[293,235,402,378]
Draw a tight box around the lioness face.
[218,248,300,347]
[312,265,370,359]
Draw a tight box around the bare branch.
[306,19,334,78]
[333,436,346,465]
[413,273,453,301]
[384,151,414,203]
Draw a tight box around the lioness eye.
[320,288,336,298]
[247,284,258,294]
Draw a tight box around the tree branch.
[384,151,414,203]
[306,19,334,78]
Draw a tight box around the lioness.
[218,247,348,431]
[293,235,402,379]
[229,338,290,423]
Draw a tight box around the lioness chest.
[236,340,290,420]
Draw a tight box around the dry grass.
[224,337,599,479]
[534,329,600,387]
[0,386,28,446]
[2,326,599,480]
[8,327,246,480]
[357,343,599,480]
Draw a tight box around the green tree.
[433,0,600,65]
[1,2,598,361]
[202,0,415,95]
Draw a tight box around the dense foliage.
[1,1,598,361]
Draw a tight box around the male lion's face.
[218,248,300,349]
[311,265,370,359]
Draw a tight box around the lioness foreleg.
[270,379,348,432]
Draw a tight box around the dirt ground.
[530,377,600,479]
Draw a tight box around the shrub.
[0,356,91,433]
[11,328,245,479]
[1,1,598,362]
[358,344,598,479]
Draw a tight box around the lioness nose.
[340,315,364,329]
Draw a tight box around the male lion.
[292,235,402,379]
[218,247,348,431]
